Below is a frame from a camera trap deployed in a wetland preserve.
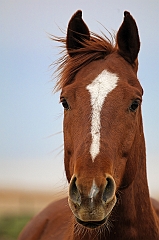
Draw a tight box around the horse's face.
[60,11,142,228]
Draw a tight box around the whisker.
[47,144,64,155]
[53,112,63,121]
[46,131,62,138]
[54,147,64,159]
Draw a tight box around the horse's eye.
[61,98,70,110]
[129,100,140,112]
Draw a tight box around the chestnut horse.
[19,10,159,240]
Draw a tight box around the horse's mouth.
[75,216,107,229]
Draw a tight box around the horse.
[18,10,159,240]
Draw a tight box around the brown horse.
[19,10,159,240]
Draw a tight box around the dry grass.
[0,188,67,217]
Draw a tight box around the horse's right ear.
[116,11,140,66]
[66,10,90,57]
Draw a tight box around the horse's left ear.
[66,10,90,57]
[117,11,140,66]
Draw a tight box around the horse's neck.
[103,129,159,239]
[112,176,159,239]
[113,129,159,239]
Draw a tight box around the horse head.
[59,10,143,229]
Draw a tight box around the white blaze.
[86,70,118,162]
[89,179,99,203]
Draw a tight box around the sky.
[0,1,159,196]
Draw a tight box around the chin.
[75,216,108,229]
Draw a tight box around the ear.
[66,10,90,57]
[117,11,140,64]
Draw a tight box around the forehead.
[74,54,140,89]
[62,54,142,97]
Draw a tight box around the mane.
[52,32,115,91]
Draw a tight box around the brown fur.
[19,10,159,240]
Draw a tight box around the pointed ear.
[66,10,90,57]
[117,11,140,64]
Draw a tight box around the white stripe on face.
[89,179,99,203]
[86,70,118,162]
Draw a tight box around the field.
[0,188,66,240]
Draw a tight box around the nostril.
[69,176,81,206]
[102,176,115,203]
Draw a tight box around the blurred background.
[0,1,159,239]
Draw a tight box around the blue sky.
[0,1,159,196]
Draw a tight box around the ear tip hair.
[74,10,82,18]
[70,10,82,22]
[124,11,130,17]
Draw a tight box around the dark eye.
[129,100,140,112]
[61,98,70,110]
